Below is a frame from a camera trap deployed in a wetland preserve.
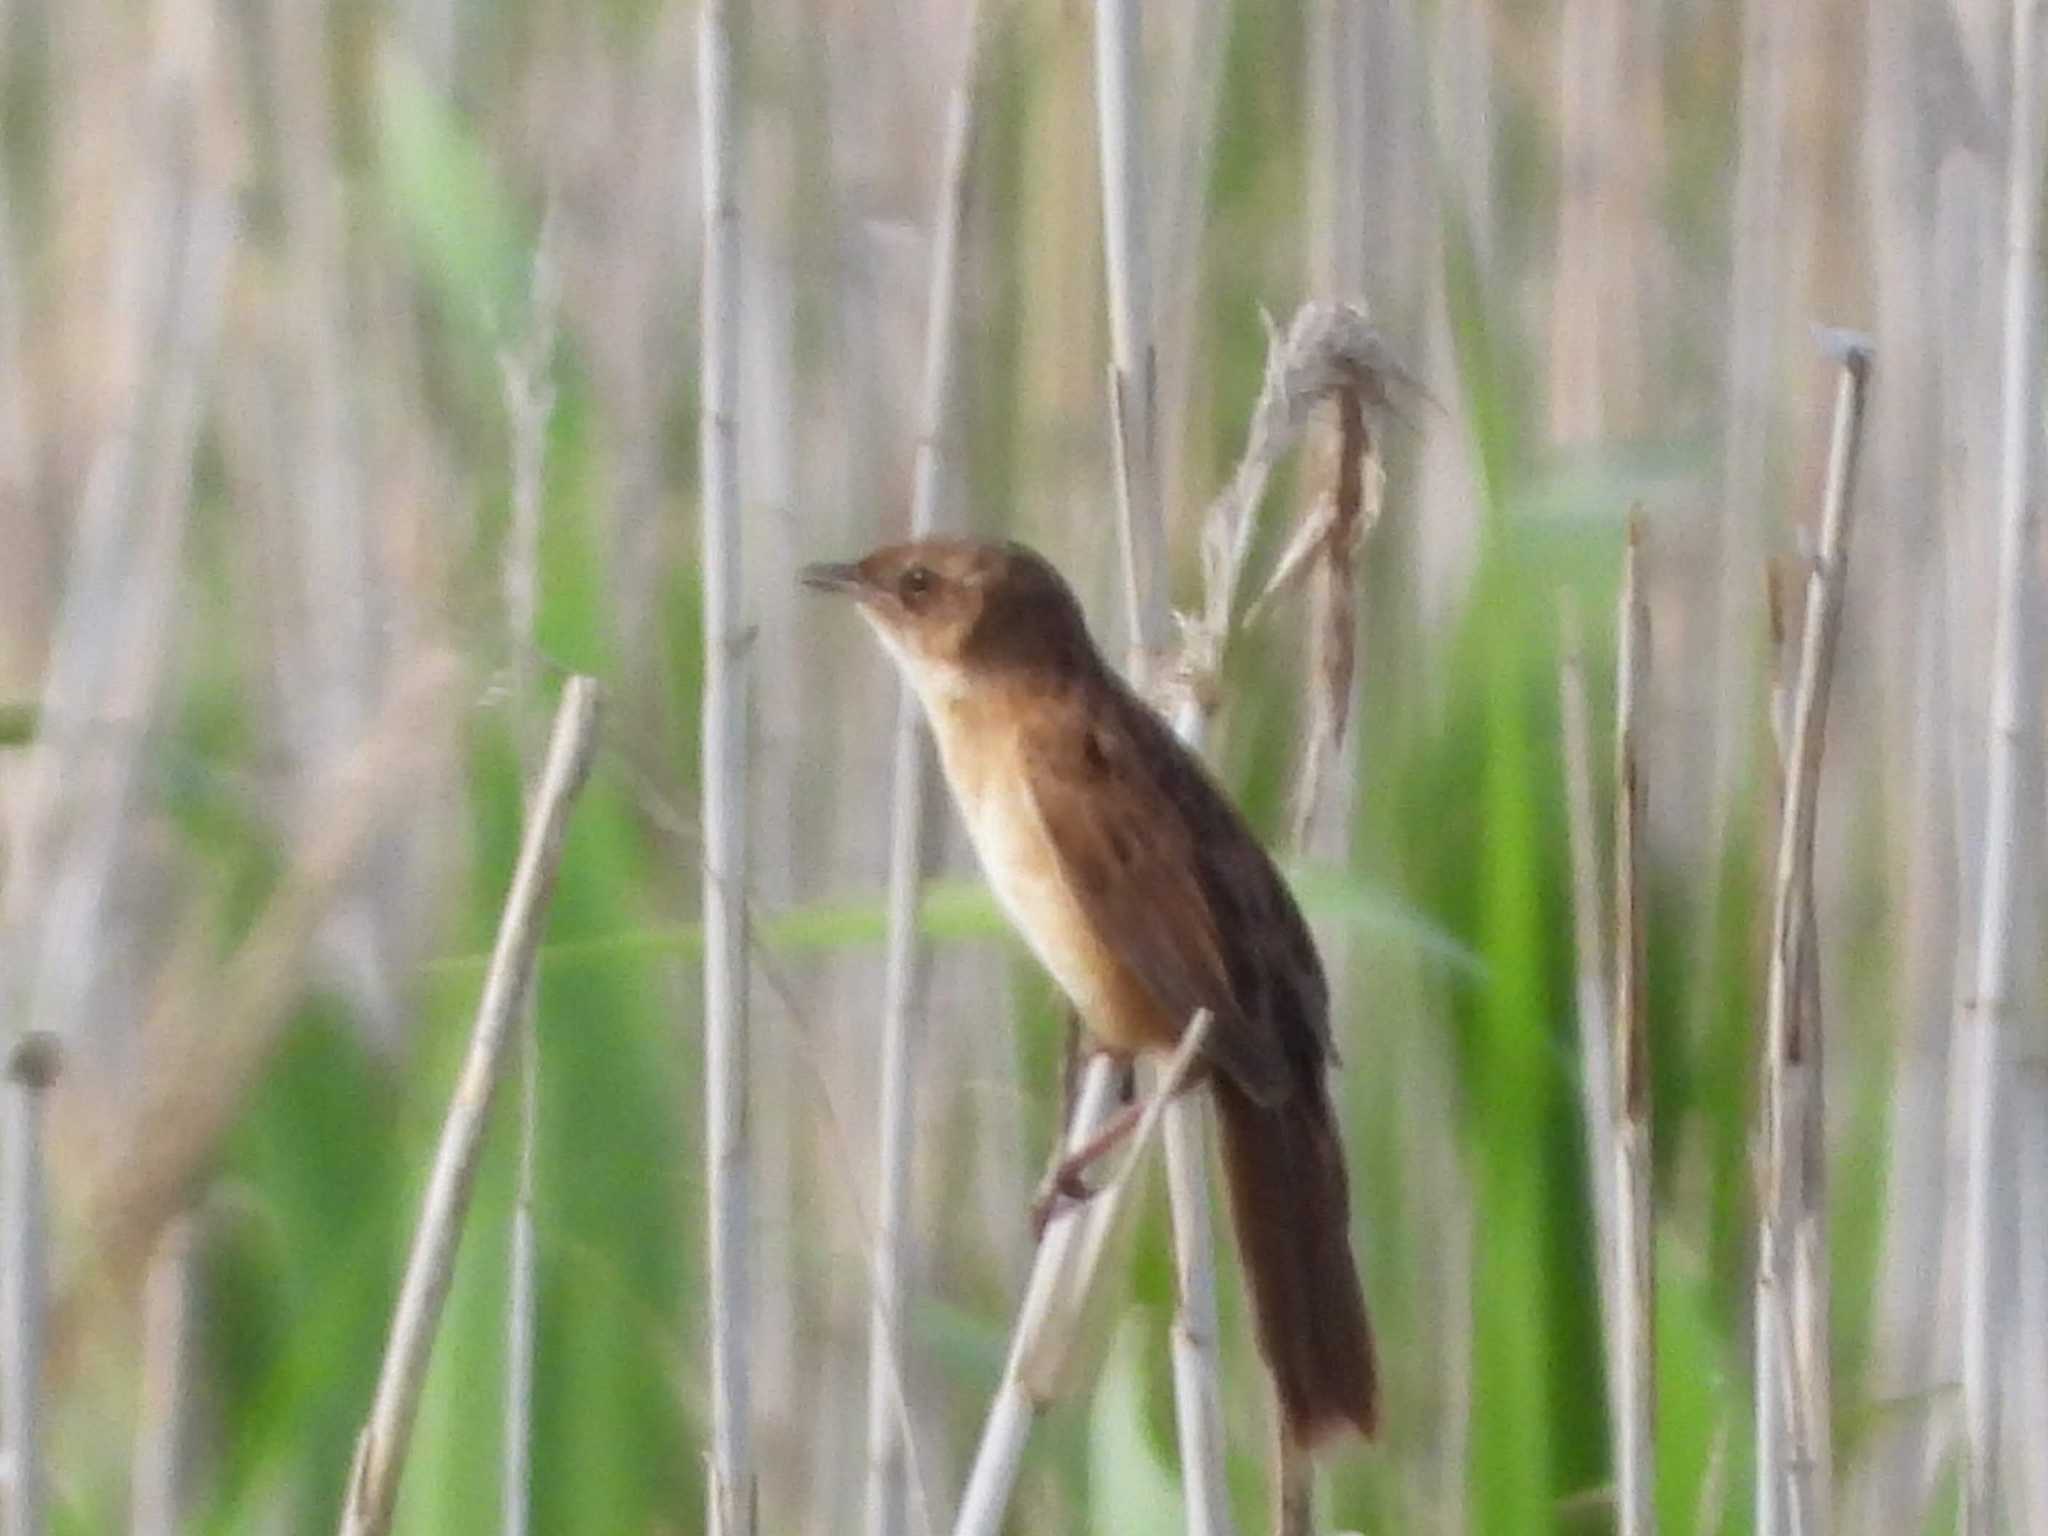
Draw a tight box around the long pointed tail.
[1213,1071,1378,1447]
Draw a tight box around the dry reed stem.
[1158,1076,1232,1534]
[728,929,939,1536]
[1139,1031,1225,1532]
[1546,0,1647,442]
[697,2,753,1530]
[866,10,985,1533]
[1192,304,1412,693]
[1285,391,1382,849]
[497,215,561,1536]
[1708,0,1793,847]
[1557,602,1621,1424]
[1614,516,1656,1536]
[1154,0,1230,525]
[1923,129,2001,1528]
[1763,563,1830,1536]
[128,1213,198,1536]
[1959,4,2043,1530]
[338,678,601,1536]
[1089,5,1234,1529]
[4,34,234,1491]
[951,1019,1209,1536]
[2015,1070,2048,1534]
[500,681,542,1526]
[1755,334,1871,1536]
[951,1057,1125,1536]
[271,0,401,1049]
[1,1039,56,1536]
[1847,2,1956,1511]
[1092,0,1165,671]
[0,31,27,576]
[1185,304,1407,1535]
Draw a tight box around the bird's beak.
[801,561,870,598]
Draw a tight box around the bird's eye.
[898,565,936,605]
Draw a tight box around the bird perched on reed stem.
[805,537,1377,1448]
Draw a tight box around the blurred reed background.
[0,0,2041,1532]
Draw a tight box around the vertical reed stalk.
[865,9,984,1536]
[501,653,542,1536]
[1959,4,2043,1531]
[128,1213,198,1536]
[0,12,27,568]
[1558,606,1620,1420]
[1852,0,1954,1509]
[1613,518,1656,1536]
[1708,0,1791,842]
[497,222,559,1536]
[951,1060,1125,1536]
[1154,0,1229,524]
[1092,0,1165,671]
[2015,1075,2048,1532]
[698,4,753,1532]
[4,6,232,1527]
[1755,334,1871,1536]
[1091,4,1233,1527]
[1,1038,56,1536]
[1157,1076,1231,1536]
[338,680,601,1536]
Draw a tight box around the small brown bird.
[804,537,1377,1449]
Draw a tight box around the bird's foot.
[1029,1158,1102,1240]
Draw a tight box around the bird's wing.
[1018,687,1312,1106]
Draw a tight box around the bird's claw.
[1029,1163,1102,1240]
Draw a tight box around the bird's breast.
[928,706,1162,1054]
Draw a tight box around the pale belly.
[932,724,1157,1053]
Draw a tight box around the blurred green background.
[0,0,2030,1532]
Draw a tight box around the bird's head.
[802,538,1095,705]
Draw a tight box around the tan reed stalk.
[127,1214,199,1536]
[1613,516,1656,1536]
[0,1038,56,1536]
[1959,4,2043,1530]
[865,11,986,1535]
[3,5,235,1526]
[697,3,754,1531]
[1558,605,1621,1424]
[950,1060,1126,1536]
[1087,2,1236,1527]
[497,219,560,1536]
[338,679,601,1536]
[1755,333,1871,1536]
